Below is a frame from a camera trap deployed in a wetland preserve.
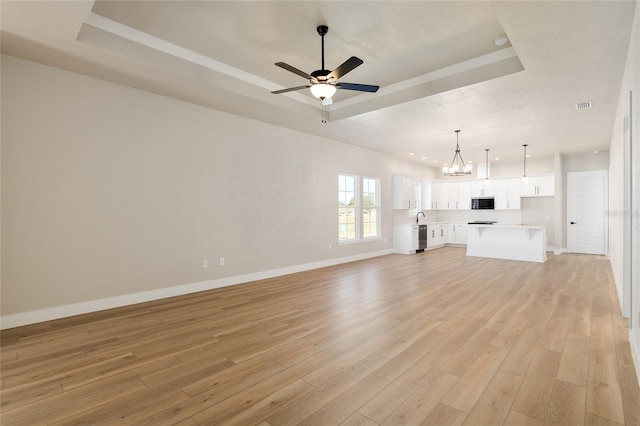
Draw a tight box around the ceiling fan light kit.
[271,25,379,109]
[443,130,473,176]
[309,83,336,100]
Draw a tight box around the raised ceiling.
[1,1,636,166]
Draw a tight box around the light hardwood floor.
[1,247,639,425]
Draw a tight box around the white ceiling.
[1,1,636,166]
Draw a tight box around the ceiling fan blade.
[336,82,380,93]
[275,62,312,80]
[271,85,310,95]
[328,56,363,80]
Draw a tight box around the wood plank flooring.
[1,248,639,425]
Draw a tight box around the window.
[338,174,380,242]
[338,174,357,241]
[362,177,379,238]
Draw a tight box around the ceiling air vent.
[575,101,592,110]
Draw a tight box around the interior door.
[567,170,608,255]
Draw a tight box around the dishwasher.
[418,225,428,251]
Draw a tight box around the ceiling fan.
[271,25,380,104]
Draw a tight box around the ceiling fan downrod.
[317,25,328,72]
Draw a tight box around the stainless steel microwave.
[471,197,495,209]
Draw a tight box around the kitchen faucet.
[416,211,425,223]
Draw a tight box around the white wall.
[609,0,640,384]
[486,156,555,178]
[0,55,429,326]
[521,197,555,246]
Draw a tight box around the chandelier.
[442,130,472,176]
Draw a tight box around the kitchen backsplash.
[393,208,522,225]
[436,209,522,225]
[393,209,438,225]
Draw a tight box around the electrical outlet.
[202,259,208,268]
[219,257,225,266]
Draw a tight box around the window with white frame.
[338,174,380,242]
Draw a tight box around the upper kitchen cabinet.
[441,181,471,210]
[521,174,555,197]
[442,182,455,210]
[393,174,421,209]
[455,181,472,210]
[422,179,443,210]
[494,178,521,210]
[470,179,495,197]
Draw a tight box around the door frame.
[567,170,609,255]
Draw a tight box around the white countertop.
[466,224,545,230]
[395,222,449,227]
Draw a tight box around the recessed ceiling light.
[593,150,599,154]
[494,157,500,161]
[434,160,440,163]
[526,154,532,157]
[409,152,415,156]
[421,156,427,160]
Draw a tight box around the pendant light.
[522,144,528,183]
[442,130,472,176]
[485,149,490,179]
[484,148,491,185]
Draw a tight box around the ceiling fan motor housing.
[311,69,332,84]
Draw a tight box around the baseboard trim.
[553,247,568,255]
[612,260,639,385]
[0,249,393,330]
[630,329,640,389]
[610,258,626,315]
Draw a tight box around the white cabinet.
[448,224,456,244]
[471,180,495,197]
[441,182,454,210]
[440,181,471,210]
[393,175,421,209]
[537,175,555,196]
[447,223,468,245]
[422,179,443,210]
[494,178,521,210]
[393,225,419,254]
[456,181,472,210]
[427,224,447,248]
[521,175,554,197]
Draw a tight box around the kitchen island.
[466,224,547,263]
